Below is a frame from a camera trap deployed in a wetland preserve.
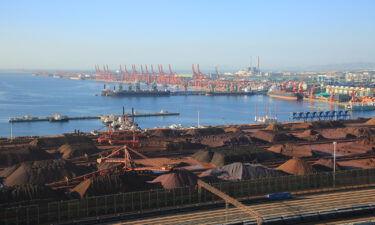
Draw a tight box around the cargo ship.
[205,91,254,96]
[268,90,303,101]
[101,84,170,97]
[102,89,170,97]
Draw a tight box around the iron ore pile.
[1,117,375,207]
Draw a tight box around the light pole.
[333,141,337,187]
[10,121,13,139]
[197,111,200,128]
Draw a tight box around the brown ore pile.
[365,117,375,125]
[193,146,285,166]
[184,127,225,136]
[359,131,375,145]
[71,173,155,198]
[0,184,63,205]
[0,146,52,167]
[267,144,313,157]
[291,121,345,130]
[149,129,181,138]
[71,175,123,198]
[312,158,342,172]
[57,142,99,159]
[192,133,252,148]
[277,157,316,175]
[264,124,285,132]
[29,135,94,149]
[0,159,92,186]
[296,129,325,141]
[150,169,198,189]
[251,130,299,143]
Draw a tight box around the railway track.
[112,187,375,225]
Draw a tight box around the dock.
[304,97,349,106]
[170,91,206,96]
[8,112,180,123]
[170,91,258,96]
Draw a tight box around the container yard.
[1,116,375,224]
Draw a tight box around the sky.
[0,0,374,71]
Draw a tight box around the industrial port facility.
[31,60,375,112]
[11,62,375,224]
[2,116,375,225]
[3,1,375,224]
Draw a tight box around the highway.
[109,187,375,225]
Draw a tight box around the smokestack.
[250,56,252,68]
[257,56,260,71]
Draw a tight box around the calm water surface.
[1,72,374,137]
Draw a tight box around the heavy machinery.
[97,130,142,146]
[46,144,172,190]
[97,145,172,172]
[97,107,142,145]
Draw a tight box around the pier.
[170,91,257,96]
[304,97,349,106]
[8,112,180,123]
[289,110,351,121]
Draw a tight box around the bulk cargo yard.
[2,116,375,225]
[4,1,375,224]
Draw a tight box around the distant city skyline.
[1,0,374,71]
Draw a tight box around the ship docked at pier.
[205,91,254,96]
[268,83,304,101]
[101,83,170,97]
[268,90,303,101]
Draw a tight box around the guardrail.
[1,168,375,225]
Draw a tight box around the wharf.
[304,97,348,106]
[8,112,180,123]
[171,91,259,96]
[170,91,205,96]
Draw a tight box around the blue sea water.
[1,72,374,138]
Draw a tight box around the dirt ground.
[0,117,374,205]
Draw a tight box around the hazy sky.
[1,0,374,71]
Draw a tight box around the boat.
[205,91,254,96]
[255,115,278,124]
[345,103,375,111]
[101,84,170,97]
[9,114,40,123]
[49,113,68,122]
[268,90,303,101]
[102,89,171,97]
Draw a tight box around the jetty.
[8,112,180,123]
